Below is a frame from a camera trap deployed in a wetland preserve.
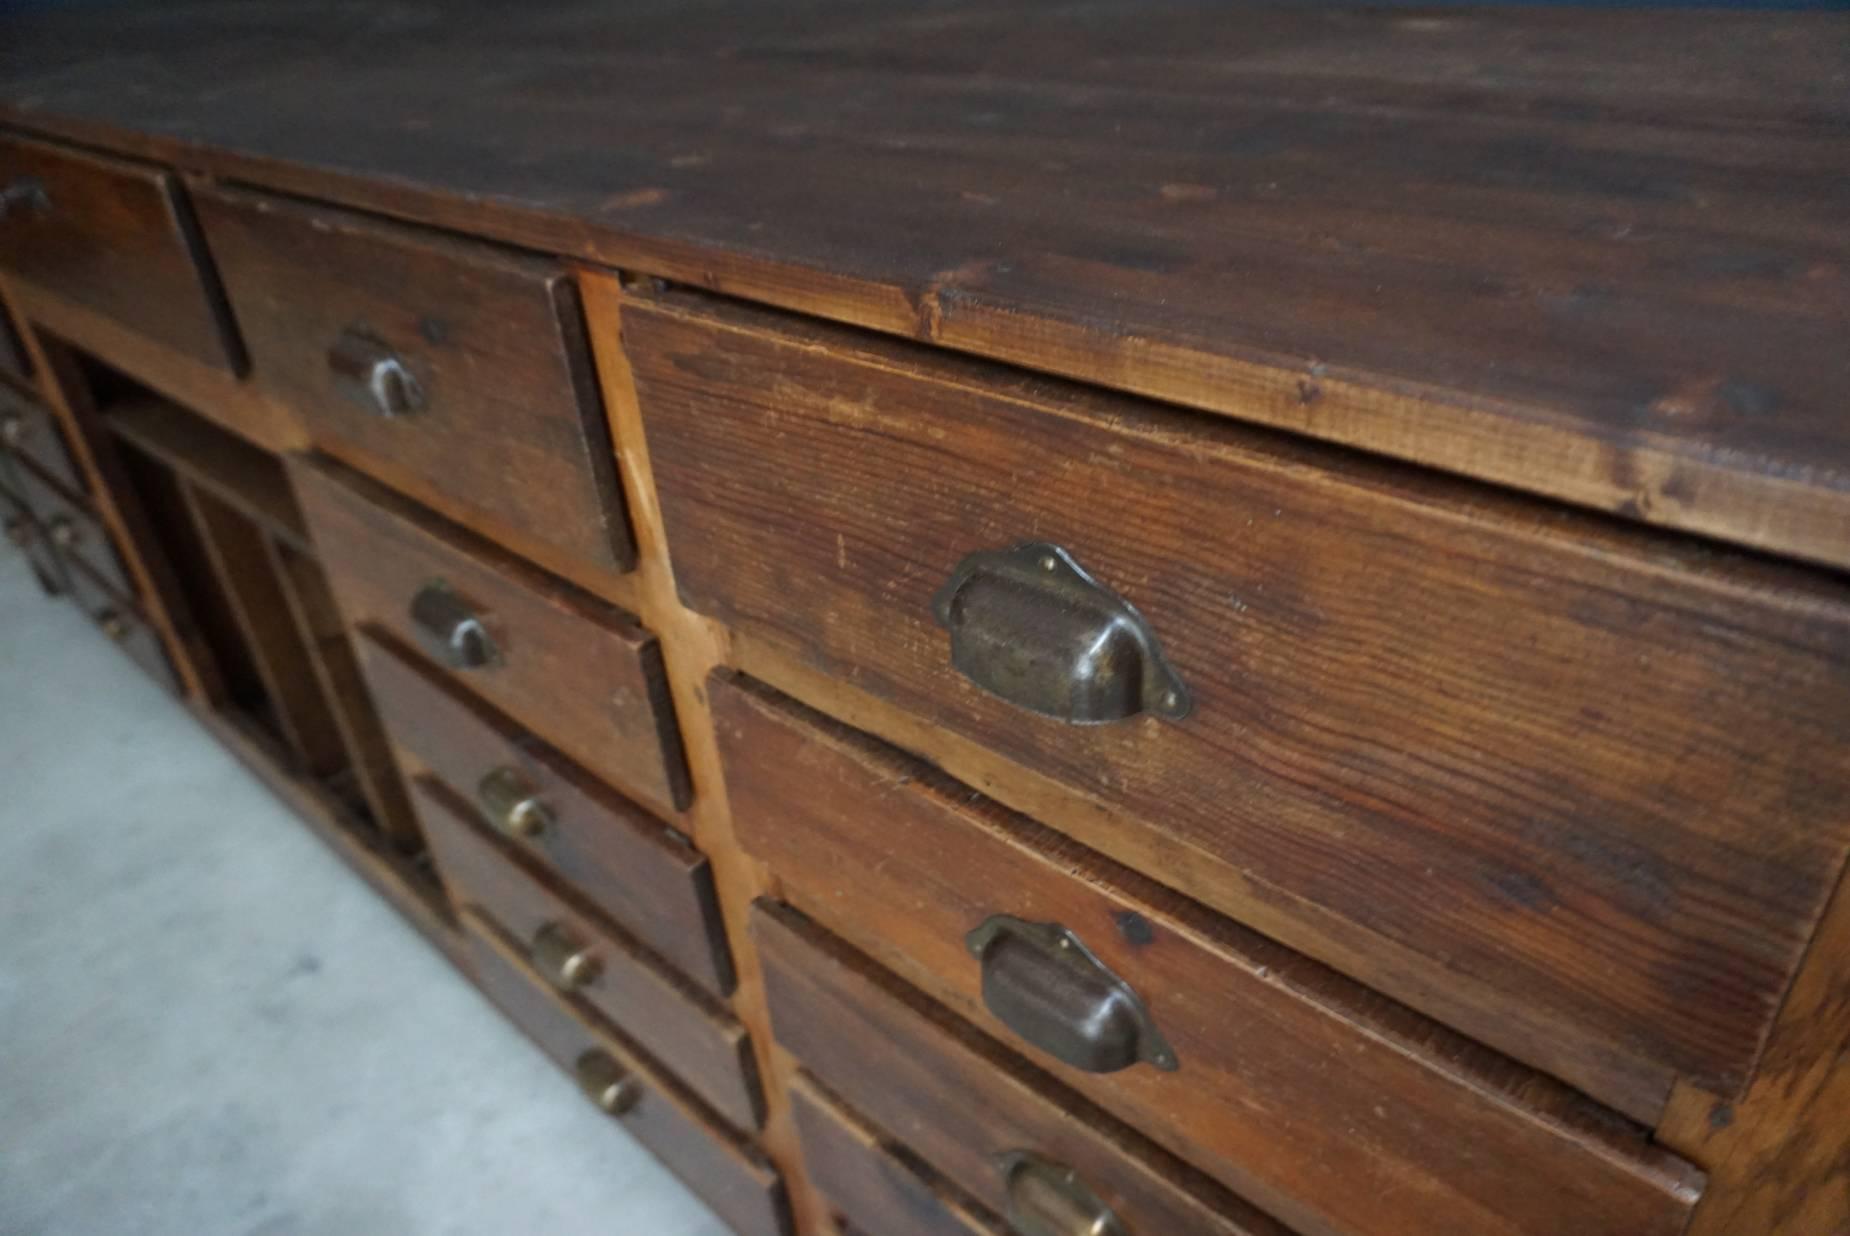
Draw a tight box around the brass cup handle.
[0,177,51,221]
[574,1049,642,1116]
[477,766,553,839]
[327,326,425,418]
[46,515,78,549]
[931,542,1189,725]
[966,915,1176,1075]
[532,921,601,992]
[409,581,497,670]
[997,1151,1127,1236]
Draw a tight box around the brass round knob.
[574,1050,641,1116]
[531,922,601,992]
[476,767,553,840]
[47,516,77,549]
[97,609,130,641]
[0,413,23,444]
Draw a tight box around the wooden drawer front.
[0,386,82,494]
[360,628,732,997]
[459,911,788,1236]
[789,1073,1003,1236]
[753,901,1283,1236]
[11,456,129,598]
[63,556,178,693]
[719,677,1703,1236]
[292,454,688,816]
[413,776,761,1131]
[195,185,633,576]
[639,295,1850,1119]
[0,133,239,371]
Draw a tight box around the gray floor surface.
[0,550,729,1236]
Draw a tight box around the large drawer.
[195,186,633,576]
[292,454,688,817]
[753,900,1283,1236]
[639,292,1850,1120]
[362,628,732,997]
[413,776,760,1131]
[717,676,1703,1236]
[0,384,82,494]
[459,910,788,1236]
[0,133,240,371]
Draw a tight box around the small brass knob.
[409,581,497,670]
[532,922,601,992]
[574,1050,641,1116]
[0,413,23,444]
[46,516,77,549]
[97,609,129,641]
[477,766,553,839]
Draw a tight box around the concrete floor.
[0,551,729,1236]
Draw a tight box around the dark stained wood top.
[3,2,1847,568]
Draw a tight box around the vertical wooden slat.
[178,477,345,777]
[262,533,421,849]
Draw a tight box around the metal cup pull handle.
[931,542,1189,725]
[997,1151,1128,1236]
[409,581,497,670]
[532,921,602,992]
[327,326,425,418]
[966,915,1175,1074]
[574,1050,641,1116]
[477,766,553,839]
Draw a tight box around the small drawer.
[195,185,632,576]
[0,133,240,371]
[639,292,1850,1119]
[361,629,732,997]
[64,555,178,693]
[413,776,760,1131]
[459,910,788,1236]
[292,454,688,817]
[0,385,79,493]
[753,901,1281,1236]
[10,456,129,598]
[789,1073,1003,1236]
[718,676,1705,1236]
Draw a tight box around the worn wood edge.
[5,114,1848,576]
[2,283,215,699]
[724,671,1707,1211]
[3,276,305,455]
[192,701,463,971]
[577,265,832,1235]
[1660,857,1850,1235]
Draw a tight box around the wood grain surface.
[754,900,1283,1236]
[638,291,1850,1123]
[1,4,1846,566]
[194,184,635,576]
[718,676,1703,1236]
